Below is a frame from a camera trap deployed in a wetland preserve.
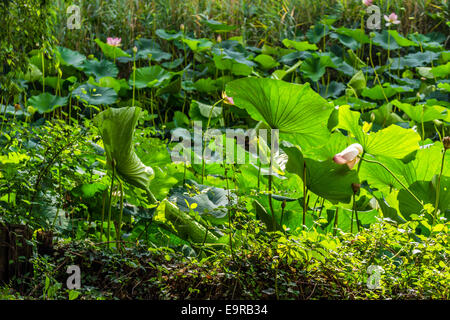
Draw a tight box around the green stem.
[107,160,116,248]
[132,53,136,108]
[201,98,224,184]
[302,162,307,227]
[333,207,339,236]
[433,149,447,221]
[117,179,124,250]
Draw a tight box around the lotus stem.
[202,98,224,184]
[302,162,308,227]
[107,159,116,248]
[333,206,339,236]
[117,179,124,250]
[433,147,447,221]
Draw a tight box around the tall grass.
[53,0,448,53]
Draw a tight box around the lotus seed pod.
[352,183,361,194]
[443,136,450,150]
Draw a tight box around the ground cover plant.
[0,0,449,300]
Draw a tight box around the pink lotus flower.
[362,0,373,6]
[333,143,363,169]
[106,37,122,47]
[384,13,401,26]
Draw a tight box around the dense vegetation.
[0,0,449,300]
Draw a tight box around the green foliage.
[0,0,449,301]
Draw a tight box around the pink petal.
[333,154,348,165]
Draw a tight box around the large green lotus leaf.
[135,38,171,61]
[162,57,184,69]
[304,131,352,161]
[409,33,443,50]
[391,100,448,122]
[370,190,406,224]
[387,30,418,47]
[282,39,318,51]
[226,78,333,148]
[346,50,367,69]
[360,155,408,193]
[253,199,281,231]
[94,107,155,192]
[360,142,450,192]
[284,145,358,203]
[361,83,412,100]
[212,40,257,67]
[335,27,370,44]
[189,100,222,119]
[438,82,450,92]
[56,46,86,69]
[254,54,280,70]
[300,54,337,82]
[330,33,360,51]
[156,76,182,96]
[81,59,118,80]
[337,105,368,145]
[338,105,421,159]
[168,179,237,225]
[202,17,236,33]
[94,38,131,60]
[365,125,421,159]
[129,66,172,89]
[193,78,217,93]
[431,62,450,78]
[213,54,253,76]
[18,63,42,81]
[398,177,450,220]
[306,23,330,43]
[319,81,346,99]
[157,199,222,243]
[182,37,214,52]
[347,70,366,95]
[72,83,118,105]
[155,29,184,41]
[88,76,130,94]
[28,93,68,114]
[71,183,108,199]
[389,51,440,70]
[372,30,401,50]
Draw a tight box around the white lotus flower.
[333,143,363,169]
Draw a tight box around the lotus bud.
[27,106,36,115]
[180,24,185,31]
[222,91,234,105]
[333,143,364,169]
[133,46,138,53]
